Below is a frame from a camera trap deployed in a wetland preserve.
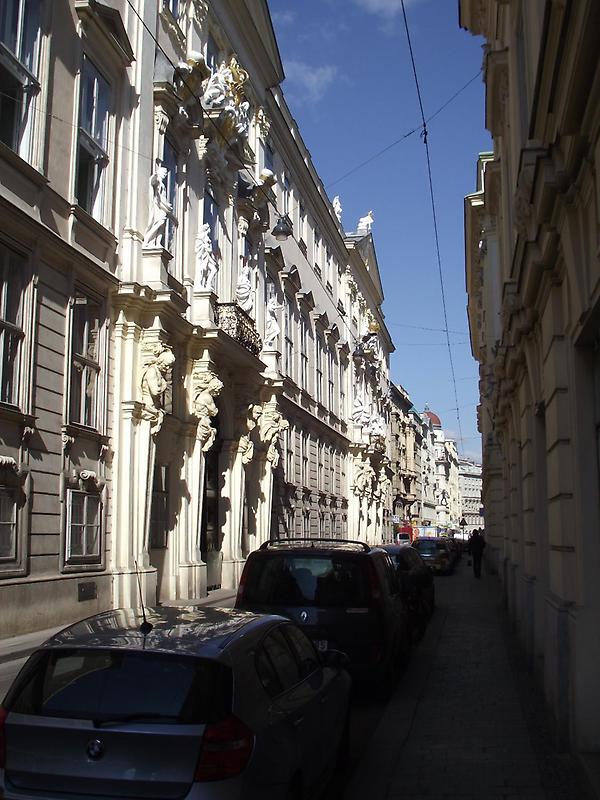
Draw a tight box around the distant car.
[379,544,435,635]
[412,537,454,575]
[0,606,351,800]
[235,539,410,690]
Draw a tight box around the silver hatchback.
[0,606,351,799]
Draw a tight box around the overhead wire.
[400,0,465,450]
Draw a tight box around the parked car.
[379,544,435,636]
[412,537,454,575]
[235,539,410,690]
[0,606,351,800]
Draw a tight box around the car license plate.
[314,639,328,652]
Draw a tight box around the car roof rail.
[258,537,371,552]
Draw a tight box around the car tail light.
[0,706,8,769]
[195,715,254,782]
[235,562,250,605]
[368,562,382,602]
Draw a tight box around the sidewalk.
[0,587,237,665]
[346,560,592,800]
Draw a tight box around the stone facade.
[0,0,394,636]
[461,0,600,753]
[389,383,419,524]
[458,458,484,536]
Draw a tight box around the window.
[206,33,220,72]
[298,200,306,242]
[282,624,320,679]
[150,465,169,549]
[66,490,101,562]
[164,0,180,20]
[325,248,332,286]
[203,189,219,258]
[315,333,324,405]
[0,0,41,161]
[299,313,309,391]
[283,295,294,378]
[339,360,346,419]
[329,446,335,494]
[282,174,291,216]
[0,243,25,406]
[285,426,294,483]
[259,628,302,695]
[313,231,321,271]
[327,347,335,411]
[163,137,178,254]
[264,141,274,173]
[301,432,309,487]
[76,57,110,220]
[69,293,101,428]
[318,441,324,490]
[0,486,17,561]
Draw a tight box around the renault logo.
[86,739,105,761]
[299,610,308,622]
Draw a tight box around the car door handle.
[292,715,304,727]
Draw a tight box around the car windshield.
[6,649,231,724]
[415,540,446,553]
[244,555,368,607]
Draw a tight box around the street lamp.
[271,214,293,241]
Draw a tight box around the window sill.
[0,141,48,188]
[62,560,105,575]
[70,204,117,247]
[0,404,36,434]
[62,423,109,451]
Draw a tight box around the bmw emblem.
[299,610,308,622]
[86,739,105,761]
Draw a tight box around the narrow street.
[329,560,591,800]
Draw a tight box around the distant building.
[458,459,483,536]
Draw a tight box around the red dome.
[423,409,442,428]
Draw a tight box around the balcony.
[215,303,262,356]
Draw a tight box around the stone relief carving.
[238,404,262,464]
[201,55,251,142]
[255,106,271,138]
[143,162,173,248]
[263,295,282,350]
[356,210,374,235]
[194,222,218,292]
[260,406,289,468]
[333,195,342,224]
[140,345,176,435]
[367,413,387,439]
[352,453,375,498]
[192,370,224,452]
[235,261,253,315]
[351,396,370,426]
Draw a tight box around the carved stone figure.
[351,396,369,426]
[367,413,387,439]
[194,222,218,292]
[333,195,342,224]
[263,296,282,350]
[140,346,176,435]
[353,454,375,497]
[236,262,253,314]
[239,404,262,464]
[143,163,173,248]
[356,210,374,236]
[260,406,289,468]
[201,61,232,110]
[192,371,224,451]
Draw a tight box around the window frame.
[299,312,309,392]
[283,294,294,379]
[65,488,102,566]
[67,288,107,433]
[315,332,324,405]
[150,464,170,550]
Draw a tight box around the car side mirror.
[321,648,350,669]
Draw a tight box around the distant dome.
[423,409,442,428]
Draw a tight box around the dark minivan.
[235,539,410,688]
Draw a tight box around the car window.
[374,555,398,596]
[6,649,231,724]
[255,644,283,698]
[260,628,302,693]
[244,554,368,607]
[282,624,320,679]
[404,548,423,568]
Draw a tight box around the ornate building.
[0,0,394,636]
[457,458,484,537]
[462,0,600,756]
[389,383,419,525]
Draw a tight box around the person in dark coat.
[470,529,486,578]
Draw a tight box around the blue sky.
[268,0,491,460]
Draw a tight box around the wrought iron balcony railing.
[215,303,262,356]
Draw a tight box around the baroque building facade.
[457,458,484,537]
[0,0,394,636]
[389,383,419,526]
[462,0,600,756]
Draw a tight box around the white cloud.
[271,10,296,26]
[284,60,338,103]
[352,0,422,18]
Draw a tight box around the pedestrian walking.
[470,528,486,578]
